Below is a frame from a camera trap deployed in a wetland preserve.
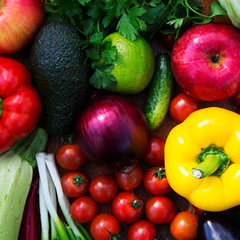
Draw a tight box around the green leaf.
[89,64,116,89]
[149,0,162,7]
[167,18,184,29]
[101,40,118,63]
[210,1,227,16]
[117,13,139,41]
[77,0,91,6]
[102,2,119,28]
[188,0,202,10]
[128,5,146,18]
[141,3,166,25]
[87,3,104,20]
[89,32,103,46]
[82,18,94,35]
[86,47,100,61]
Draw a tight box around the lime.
[104,32,155,94]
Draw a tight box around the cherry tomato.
[70,196,97,223]
[57,144,86,170]
[61,171,89,198]
[89,173,118,203]
[142,136,165,166]
[170,211,198,240]
[145,196,176,224]
[128,220,157,240]
[160,33,176,49]
[143,166,172,195]
[115,166,143,191]
[231,90,240,106]
[90,213,120,240]
[112,191,143,224]
[194,206,205,216]
[169,92,200,122]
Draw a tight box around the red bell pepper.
[0,57,41,153]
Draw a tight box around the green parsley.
[44,0,226,90]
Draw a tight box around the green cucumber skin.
[145,53,173,130]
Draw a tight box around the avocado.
[30,21,90,135]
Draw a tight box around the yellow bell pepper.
[165,107,240,212]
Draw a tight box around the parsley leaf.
[117,13,139,41]
[89,64,116,89]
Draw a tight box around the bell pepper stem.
[192,155,222,179]
[192,145,230,179]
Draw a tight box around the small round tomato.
[61,171,89,198]
[169,92,200,122]
[143,166,172,195]
[145,196,176,224]
[231,90,240,106]
[160,33,176,49]
[90,213,120,240]
[170,211,198,240]
[194,206,205,216]
[89,173,117,204]
[142,136,165,166]
[128,220,157,240]
[57,143,86,170]
[70,196,97,223]
[115,166,143,191]
[112,191,143,224]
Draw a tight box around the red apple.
[0,0,44,55]
[171,23,240,102]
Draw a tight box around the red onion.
[75,95,149,172]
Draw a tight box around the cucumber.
[145,53,174,130]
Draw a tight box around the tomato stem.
[152,167,166,180]
[72,175,86,187]
[104,228,120,240]
[60,135,75,145]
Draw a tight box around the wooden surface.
[46,1,233,239]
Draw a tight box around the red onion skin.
[75,95,149,172]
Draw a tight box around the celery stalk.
[0,128,47,240]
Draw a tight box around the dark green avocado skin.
[30,21,90,135]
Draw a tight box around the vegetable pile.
[1,0,240,239]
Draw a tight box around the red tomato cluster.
[57,136,198,240]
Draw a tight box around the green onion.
[36,152,93,240]
[39,181,50,240]
[37,153,70,240]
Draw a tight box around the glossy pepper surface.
[165,107,240,212]
[0,57,41,153]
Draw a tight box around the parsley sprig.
[44,0,226,90]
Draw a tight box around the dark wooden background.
[45,1,233,239]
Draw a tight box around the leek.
[219,0,240,28]
[0,127,47,240]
